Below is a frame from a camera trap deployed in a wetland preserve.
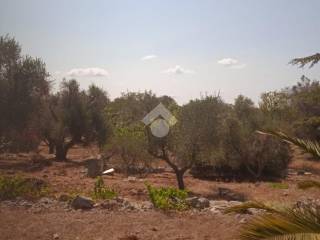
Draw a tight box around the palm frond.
[231,202,320,240]
[290,53,320,68]
[256,130,320,160]
[224,201,280,214]
[259,233,320,240]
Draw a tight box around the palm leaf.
[224,201,280,214]
[226,202,320,240]
[256,130,320,160]
[290,53,320,68]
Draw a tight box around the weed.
[146,183,189,211]
[0,175,49,200]
[269,182,289,189]
[92,176,117,200]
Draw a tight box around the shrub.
[146,183,189,210]
[0,175,49,200]
[104,124,151,176]
[192,131,291,181]
[92,176,117,200]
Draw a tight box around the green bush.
[0,175,49,200]
[146,183,189,210]
[92,176,117,200]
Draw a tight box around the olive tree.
[0,35,50,151]
[147,95,227,189]
[41,80,110,160]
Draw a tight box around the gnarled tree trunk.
[175,169,186,190]
[54,140,74,161]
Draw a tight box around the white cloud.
[218,58,238,66]
[217,58,246,69]
[163,65,195,75]
[141,55,158,61]
[67,67,109,77]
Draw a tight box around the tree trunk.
[55,144,67,161]
[175,170,185,190]
[48,142,55,154]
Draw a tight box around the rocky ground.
[0,145,319,240]
[0,195,250,240]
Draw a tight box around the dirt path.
[0,206,239,240]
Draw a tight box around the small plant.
[269,182,289,189]
[146,183,189,211]
[297,180,320,190]
[92,176,117,200]
[0,175,49,200]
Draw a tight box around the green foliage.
[225,201,320,240]
[258,130,320,160]
[105,123,150,175]
[195,96,291,181]
[297,180,320,190]
[92,176,117,200]
[0,175,49,200]
[148,95,228,189]
[146,183,189,210]
[0,35,50,152]
[41,80,110,160]
[269,182,289,189]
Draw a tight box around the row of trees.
[0,35,110,159]
[1,35,319,189]
[106,92,292,189]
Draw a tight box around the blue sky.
[1,0,320,104]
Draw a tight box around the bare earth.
[0,145,319,240]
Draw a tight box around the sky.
[1,0,320,104]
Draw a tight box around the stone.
[186,197,210,209]
[39,197,52,204]
[218,187,245,201]
[100,200,119,210]
[209,200,243,214]
[71,196,94,210]
[53,233,59,239]
[140,201,153,210]
[239,218,247,224]
[58,194,71,202]
[129,189,138,195]
[114,197,125,203]
[127,176,137,182]
[186,197,198,207]
[86,159,102,178]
